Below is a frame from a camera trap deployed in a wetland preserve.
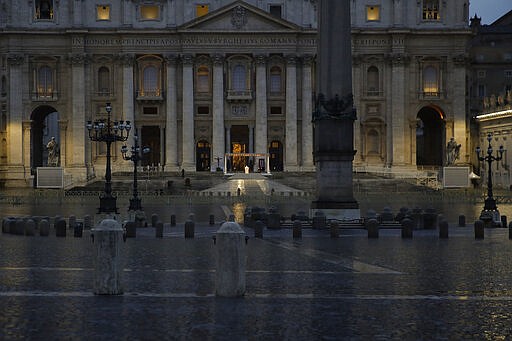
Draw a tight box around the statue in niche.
[46,137,58,166]
[446,137,461,166]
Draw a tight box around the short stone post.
[39,219,50,236]
[366,218,379,239]
[209,214,215,226]
[83,215,92,230]
[25,219,35,236]
[293,220,302,239]
[188,213,196,222]
[474,220,484,240]
[312,211,327,229]
[439,220,449,239]
[2,217,12,234]
[185,220,195,238]
[214,221,247,297]
[155,221,163,238]
[501,215,507,229]
[423,209,437,229]
[254,220,264,238]
[330,221,339,238]
[401,218,413,239]
[508,221,512,240]
[14,219,25,235]
[8,219,17,235]
[55,219,66,237]
[458,215,466,227]
[69,215,77,230]
[74,220,83,238]
[53,216,61,229]
[170,214,176,227]
[151,213,159,227]
[91,219,125,295]
[125,221,136,238]
[266,207,281,229]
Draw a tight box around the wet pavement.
[1,221,512,340]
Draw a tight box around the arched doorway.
[30,105,60,172]
[269,140,283,171]
[416,106,444,166]
[196,140,211,171]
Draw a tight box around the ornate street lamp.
[476,133,504,224]
[87,103,131,214]
[121,133,150,211]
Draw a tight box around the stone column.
[212,54,225,172]
[181,54,195,170]
[452,55,468,164]
[122,0,132,27]
[69,53,87,169]
[165,54,179,170]
[59,120,68,167]
[73,0,83,26]
[392,0,404,27]
[311,0,359,220]
[7,54,24,169]
[22,121,31,172]
[285,54,298,171]
[120,54,135,131]
[389,51,408,166]
[225,126,231,153]
[301,54,314,170]
[352,55,363,164]
[255,55,268,156]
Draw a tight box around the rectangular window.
[422,0,440,21]
[35,0,54,20]
[478,84,486,98]
[269,5,282,18]
[196,4,209,17]
[197,106,210,115]
[270,106,282,115]
[366,6,380,21]
[97,5,110,21]
[505,70,512,78]
[477,70,486,78]
[140,5,160,20]
[143,107,158,115]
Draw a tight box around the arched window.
[37,66,53,98]
[98,67,110,96]
[143,66,158,96]
[367,66,379,96]
[232,64,246,91]
[423,66,438,95]
[270,66,282,94]
[196,66,209,93]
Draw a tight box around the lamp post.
[121,133,150,211]
[476,133,504,224]
[87,103,131,214]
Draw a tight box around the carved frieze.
[254,54,267,66]
[68,53,89,65]
[164,54,178,66]
[302,54,314,66]
[118,53,135,66]
[387,52,410,66]
[231,5,248,30]
[7,54,24,66]
[212,54,224,66]
[181,54,194,66]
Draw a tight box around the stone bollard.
[55,219,66,237]
[293,220,302,239]
[458,215,466,227]
[267,207,281,229]
[209,214,215,226]
[155,221,163,238]
[509,221,512,240]
[422,209,437,229]
[2,217,12,234]
[74,221,83,238]
[170,214,176,227]
[69,215,77,230]
[501,215,507,229]
[188,213,196,222]
[214,221,247,297]
[25,219,35,236]
[330,221,339,238]
[474,220,484,239]
[312,211,327,229]
[53,216,62,229]
[411,207,423,229]
[91,219,125,295]
[254,220,264,238]
[366,218,379,239]
[151,214,159,227]
[380,207,394,222]
[83,215,92,230]
[125,221,136,238]
[14,219,25,235]
[439,220,449,239]
[7,219,17,235]
[401,218,413,239]
[39,219,50,237]
[184,220,195,238]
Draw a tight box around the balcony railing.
[136,89,162,100]
[31,90,58,101]
[227,89,253,102]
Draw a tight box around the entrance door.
[196,140,211,171]
[269,140,283,171]
[141,126,160,167]
[416,106,444,166]
[230,125,249,172]
[30,106,59,172]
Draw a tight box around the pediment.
[179,1,303,32]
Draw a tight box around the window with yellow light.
[196,4,209,17]
[96,5,110,21]
[366,5,380,21]
[141,5,160,20]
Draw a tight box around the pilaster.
[119,54,135,136]
[285,54,298,171]
[69,53,87,168]
[181,54,195,170]
[165,54,179,170]
[212,54,225,172]
[452,54,469,164]
[301,54,314,170]
[389,52,409,165]
[254,54,268,156]
[7,54,24,168]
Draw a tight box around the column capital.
[302,54,314,66]
[212,54,225,66]
[58,119,68,130]
[254,54,267,65]
[22,120,32,130]
[453,53,469,67]
[68,53,89,66]
[118,53,135,66]
[387,52,410,66]
[7,54,24,66]
[286,54,298,65]
[164,54,179,66]
[181,54,194,66]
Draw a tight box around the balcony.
[136,88,163,101]
[31,90,58,101]
[227,89,253,102]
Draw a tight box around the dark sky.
[470,0,512,24]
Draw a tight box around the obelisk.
[311,0,359,220]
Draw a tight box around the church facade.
[0,0,472,187]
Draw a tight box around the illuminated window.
[270,66,282,94]
[37,66,53,98]
[367,66,380,96]
[140,5,160,20]
[269,5,282,18]
[97,5,110,20]
[423,66,439,95]
[196,4,209,17]
[98,67,110,96]
[35,0,54,20]
[366,6,380,21]
[422,0,440,21]
[196,66,210,93]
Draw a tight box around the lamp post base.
[98,195,119,214]
[128,197,142,211]
[479,209,501,228]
